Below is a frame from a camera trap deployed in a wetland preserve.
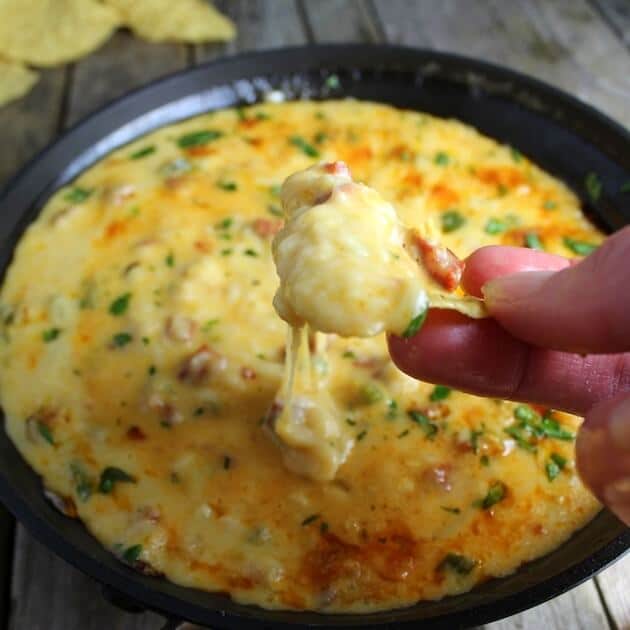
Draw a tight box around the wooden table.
[0,1,628,628]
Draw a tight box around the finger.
[482,226,630,354]
[576,392,630,525]
[462,246,569,297]
[388,309,630,415]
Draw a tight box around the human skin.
[388,226,630,525]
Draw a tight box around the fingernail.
[603,477,630,525]
[482,271,555,306]
[609,397,630,451]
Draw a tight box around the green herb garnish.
[165,252,175,267]
[111,332,133,348]
[356,429,368,441]
[510,147,522,162]
[484,217,507,235]
[122,544,143,564]
[408,410,438,439]
[217,180,237,191]
[563,237,598,256]
[478,481,507,510]
[438,553,476,575]
[434,152,450,166]
[430,385,451,401]
[267,204,283,217]
[223,456,232,470]
[401,308,428,338]
[301,513,320,526]
[37,422,54,445]
[386,399,398,419]
[314,132,327,144]
[130,146,156,160]
[546,453,568,481]
[99,466,136,494]
[70,462,93,502]
[64,187,93,203]
[244,248,259,257]
[324,74,340,89]
[543,200,557,210]
[441,210,466,233]
[540,415,574,441]
[514,404,537,423]
[289,136,320,158]
[109,293,131,316]
[42,328,61,342]
[177,129,222,148]
[441,506,461,514]
[360,383,383,404]
[585,172,602,202]
[524,232,544,250]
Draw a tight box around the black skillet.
[0,44,628,630]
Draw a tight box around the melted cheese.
[0,100,602,613]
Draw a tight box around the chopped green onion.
[64,187,93,203]
[540,415,574,441]
[360,383,383,404]
[563,237,598,256]
[386,399,398,419]
[98,466,136,494]
[479,481,507,510]
[177,129,222,148]
[70,462,93,502]
[524,232,544,250]
[430,385,451,401]
[130,146,156,160]
[438,552,476,575]
[441,506,461,515]
[484,217,507,235]
[546,453,567,481]
[37,422,54,445]
[42,328,61,342]
[514,404,538,423]
[165,252,175,267]
[356,429,368,441]
[434,152,450,166]
[122,544,143,564]
[543,200,557,210]
[402,308,428,338]
[441,210,466,233]
[111,332,133,348]
[408,410,438,439]
[267,204,283,217]
[510,147,523,162]
[217,180,237,191]
[301,513,320,526]
[289,136,320,158]
[244,248,259,257]
[314,132,327,144]
[109,293,131,316]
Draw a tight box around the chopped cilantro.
[401,308,428,338]
[111,332,133,348]
[408,410,438,439]
[441,210,466,233]
[563,237,598,256]
[478,481,507,510]
[217,180,237,191]
[430,385,451,401]
[130,146,156,160]
[438,553,476,575]
[177,129,222,148]
[42,328,61,342]
[98,466,136,494]
[289,136,320,158]
[585,172,602,203]
[122,544,143,564]
[480,455,490,467]
[434,152,450,166]
[301,513,320,526]
[64,187,93,203]
[109,292,131,316]
[37,422,54,445]
[524,232,544,250]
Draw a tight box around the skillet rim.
[0,43,628,629]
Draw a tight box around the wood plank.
[302,0,383,43]
[595,553,630,628]
[0,68,66,185]
[591,0,630,46]
[65,30,188,127]
[481,580,611,629]
[195,0,307,62]
[9,528,162,630]
[372,0,630,127]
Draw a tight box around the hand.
[388,226,630,525]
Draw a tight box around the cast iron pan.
[0,45,628,630]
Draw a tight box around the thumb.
[482,226,630,354]
[577,392,630,525]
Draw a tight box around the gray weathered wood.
[482,579,610,629]
[592,0,630,46]
[0,68,66,185]
[372,0,630,128]
[301,0,383,43]
[595,553,630,629]
[66,30,188,127]
[196,0,307,62]
[9,528,163,630]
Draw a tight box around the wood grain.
[196,0,307,62]
[65,31,188,127]
[301,0,383,43]
[372,0,630,128]
[596,553,630,629]
[591,0,630,46]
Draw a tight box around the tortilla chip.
[0,58,38,107]
[428,292,488,319]
[0,0,120,67]
[104,0,235,43]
